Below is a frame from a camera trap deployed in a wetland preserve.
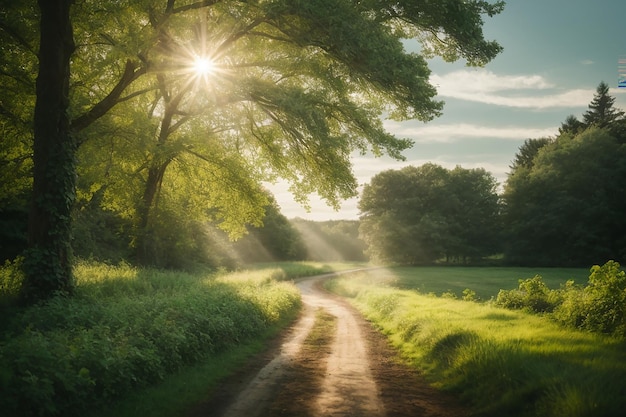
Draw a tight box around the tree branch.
[71,59,146,135]
[172,0,221,15]
[0,21,36,55]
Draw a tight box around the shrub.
[554,261,626,336]
[493,261,626,338]
[494,275,558,313]
[462,288,478,302]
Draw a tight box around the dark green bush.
[494,261,626,338]
[553,261,626,336]
[494,275,559,313]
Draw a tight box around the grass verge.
[326,269,626,417]
[0,261,317,417]
[85,316,292,417]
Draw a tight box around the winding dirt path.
[186,272,469,417]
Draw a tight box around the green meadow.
[370,266,589,300]
[326,267,626,417]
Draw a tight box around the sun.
[192,56,216,76]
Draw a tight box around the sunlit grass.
[244,261,370,279]
[1,261,332,417]
[361,266,588,299]
[326,270,626,417]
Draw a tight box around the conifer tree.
[582,81,624,128]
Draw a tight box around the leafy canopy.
[65,0,503,215]
[359,163,501,265]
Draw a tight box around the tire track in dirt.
[189,271,469,417]
[299,274,386,417]
[217,272,384,417]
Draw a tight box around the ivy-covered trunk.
[21,0,76,304]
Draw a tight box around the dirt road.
[187,272,468,417]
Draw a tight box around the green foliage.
[0,257,24,305]
[359,163,501,264]
[2,0,504,296]
[462,288,478,302]
[0,262,301,417]
[232,197,307,263]
[553,261,626,336]
[503,84,626,267]
[503,127,626,266]
[582,81,625,129]
[494,275,560,313]
[0,3,37,240]
[71,206,133,263]
[491,261,626,337]
[291,219,368,262]
[509,137,552,172]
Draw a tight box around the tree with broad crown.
[4,0,504,303]
[502,128,626,266]
[359,164,501,265]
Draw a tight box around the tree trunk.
[20,0,76,303]
[133,91,180,265]
[134,161,170,265]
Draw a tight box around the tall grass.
[326,270,626,417]
[0,261,307,417]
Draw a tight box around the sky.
[269,0,626,221]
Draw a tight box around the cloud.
[431,70,553,93]
[580,59,594,65]
[383,121,558,143]
[430,70,593,109]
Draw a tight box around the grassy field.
[326,268,626,417]
[363,266,589,299]
[0,260,359,417]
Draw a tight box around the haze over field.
[270,0,626,220]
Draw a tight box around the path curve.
[220,271,384,416]
[190,270,469,417]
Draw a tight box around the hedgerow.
[494,260,626,337]
[0,263,301,417]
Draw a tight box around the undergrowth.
[494,261,626,337]
[0,261,303,417]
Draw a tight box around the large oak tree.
[4,0,504,302]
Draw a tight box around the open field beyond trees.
[363,266,590,300]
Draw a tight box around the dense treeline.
[502,82,626,266]
[291,218,368,262]
[358,82,626,267]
